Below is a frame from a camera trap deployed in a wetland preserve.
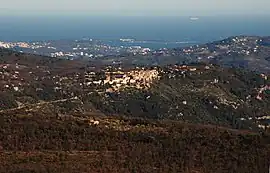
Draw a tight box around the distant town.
[0,39,155,59]
[1,36,270,73]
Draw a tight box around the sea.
[0,15,270,49]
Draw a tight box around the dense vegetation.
[89,64,270,131]
[0,48,270,172]
[0,110,269,173]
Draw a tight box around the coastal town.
[0,39,153,59]
[0,36,265,59]
[1,35,269,73]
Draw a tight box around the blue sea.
[0,15,270,49]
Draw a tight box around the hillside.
[2,36,270,73]
[91,64,270,131]
[93,36,270,73]
[0,48,270,172]
[158,36,270,73]
[1,48,269,130]
[0,109,269,173]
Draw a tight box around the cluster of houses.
[84,68,160,92]
[161,64,213,80]
[0,64,26,92]
[0,41,30,49]
[0,63,82,97]
[82,64,216,94]
[255,73,269,101]
[256,85,270,101]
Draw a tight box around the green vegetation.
[0,111,269,173]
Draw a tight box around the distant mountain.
[161,36,270,73]
[96,36,270,73]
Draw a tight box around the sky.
[0,0,269,16]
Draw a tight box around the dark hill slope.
[0,110,269,173]
[0,48,87,69]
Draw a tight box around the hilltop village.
[1,62,269,99]
[0,43,270,134]
[85,68,160,92]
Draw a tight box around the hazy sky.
[0,0,269,16]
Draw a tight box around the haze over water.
[0,15,270,49]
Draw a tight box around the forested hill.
[1,47,270,172]
[1,48,269,131]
